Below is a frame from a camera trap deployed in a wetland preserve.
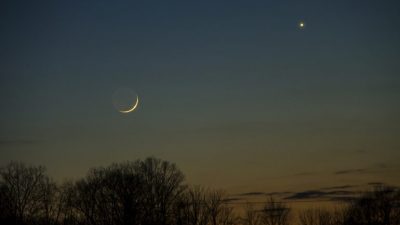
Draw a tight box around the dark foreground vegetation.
[1,157,399,225]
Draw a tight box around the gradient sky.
[1,0,400,195]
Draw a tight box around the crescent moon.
[119,95,139,113]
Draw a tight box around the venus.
[299,21,305,29]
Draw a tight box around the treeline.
[0,157,399,225]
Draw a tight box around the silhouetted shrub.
[343,186,400,225]
[1,159,400,225]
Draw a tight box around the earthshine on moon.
[112,88,139,113]
[119,95,139,113]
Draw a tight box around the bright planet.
[299,21,305,29]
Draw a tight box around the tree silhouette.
[1,159,400,225]
[241,203,262,225]
[343,186,400,225]
[175,186,210,225]
[206,189,227,225]
[0,162,54,225]
[136,157,186,225]
[260,197,290,225]
[72,161,145,225]
[298,208,334,225]
[68,157,185,225]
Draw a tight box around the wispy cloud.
[237,192,266,196]
[285,190,356,201]
[320,185,357,190]
[334,163,390,175]
[236,191,292,197]
[292,172,314,176]
[334,169,366,175]
[224,197,242,203]
[367,182,385,186]
[265,191,292,196]
[285,190,326,200]
[374,163,388,169]
[329,196,356,202]
[0,139,40,146]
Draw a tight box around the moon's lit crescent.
[119,95,139,113]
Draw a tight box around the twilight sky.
[1,0,400,195]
